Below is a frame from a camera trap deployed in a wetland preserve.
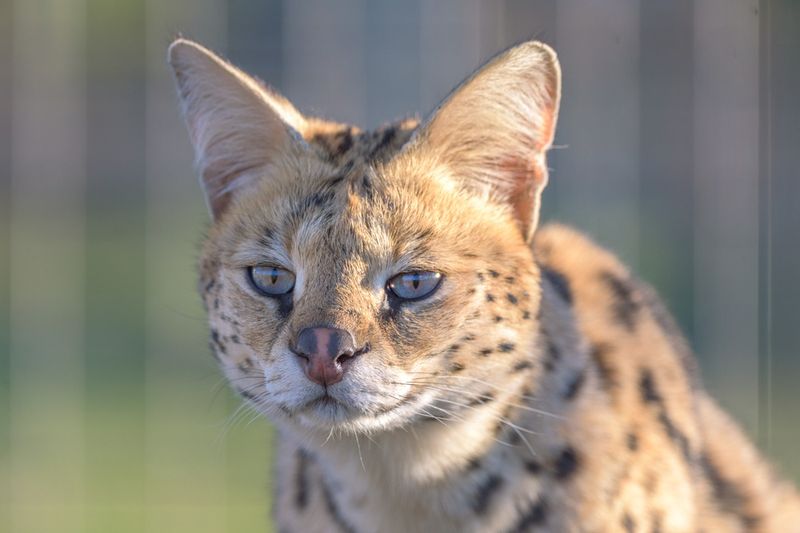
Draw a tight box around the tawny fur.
[169,38,800,532]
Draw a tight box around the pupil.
[411,276,420,289]
[270,269,279,284]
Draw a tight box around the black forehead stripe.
[335,128,354,155]
[371,126,397,157]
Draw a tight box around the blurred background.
[1,0,798,531]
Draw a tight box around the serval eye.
[387,271,442,301]
[248,266,295,296]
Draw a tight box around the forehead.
[215,117,513,270]
[216,160,402,266]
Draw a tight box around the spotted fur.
[169,38,800,532]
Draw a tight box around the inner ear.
[404,41,561,241]
[168,38,307,220]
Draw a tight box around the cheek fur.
[377,280,480,365]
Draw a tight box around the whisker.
[394,378,564,420]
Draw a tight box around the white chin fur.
[249,359,442,435]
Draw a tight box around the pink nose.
[292,327,360,386]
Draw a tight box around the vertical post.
[419,0,483,113]
[693,0,760,436]
[759,0,800,480]
[144,0,229,531]
[554,0,641,267]
[0,0,12,527]
[638,1,695,340]
[9,0,86,530]
[282,0,367,126]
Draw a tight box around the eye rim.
[386,270,443,301]
[247,265,296,297]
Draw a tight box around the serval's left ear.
[168,38,308,221]
[409,41,560,242]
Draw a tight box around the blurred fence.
[1,1,798,531]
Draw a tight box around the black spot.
[599,271,640,330]
[479,348,493,357]
[563,369,586,400]
[327,175,345,188]
[295,449,309,509]
[466,457,482,472]
[468,392,495,407]
[498,342,516,353]
[230,335,240,344]
[507,497,547,532]
[477,272,485,282]
[553,446,579,480]
[622,513,636,533]
[639,369,662,404]
[591,342,616,390]
[544,339,560,372]
[313,190,334,206]
[640,369,694,462]
[506,293,519,305]
[450,361,465,373]
[321,479,358,533]
[488,269,501,278]
[494,315,504,323]
[461,334,477,342]
[524,460,543,475]
[472,473,504,514]
[213,298,219,310]
[513,360,533,372]
[627,432,639,452]
[449,343,462,353]
[203,278,216,294]
[239,388,256,401]
[486,293,495,302]
[522,310,531,320]
[700,453,760,528]
[276,293,295,320]
[358,175,373,198]
[540,265,572,304]
[210,329,227,355]
[504,275,516,284]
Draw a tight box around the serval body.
[168,38,800,532]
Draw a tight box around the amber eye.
[248,266,295,296]
[387,271,442,300]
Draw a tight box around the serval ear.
[409,41,560,242]
[168,38,307,220]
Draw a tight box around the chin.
[278,392,421,436]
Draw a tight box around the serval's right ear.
[168,38,306,220]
